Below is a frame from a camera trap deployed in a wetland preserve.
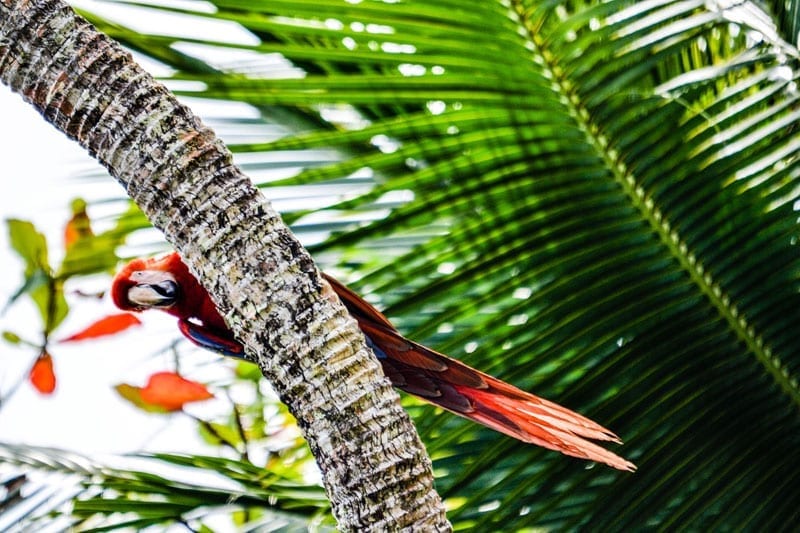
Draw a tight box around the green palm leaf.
[0,443,331,531]
[68,0,800,529]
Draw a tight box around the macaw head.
[111,253,228,331]
[111,257,181,312]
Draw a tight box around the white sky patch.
[427,100,446,115]
[769,65,795,83]
[383,42,416,54]
[513,287,532,299]
[437,323,454,334]
[342,36,358,50]
[163,79,208,93]
[325,18,345,30]
[398,63,426,76]
[172,43,305,78]
[508,314,529,326]
[478,500,500,512]
[377,189,415,204]
[371,134,402,153]
[437,262,456,274]
[366,23,394,35]
[318,105,371,129]
[73,0,259,45]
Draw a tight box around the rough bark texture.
[0,1,450,530]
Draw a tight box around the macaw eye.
[127,277,180,308]
[150,280,178,299]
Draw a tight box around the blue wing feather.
[177,319,245,358]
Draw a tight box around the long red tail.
[325,274,635,471]
[450,368,635,471]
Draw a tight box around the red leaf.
[30,353,56,394]
[60,313,141,342]
[138,372,214,411]
[114,383,169,414]
[63,198,92,250]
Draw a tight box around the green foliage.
[8,219,49,275]
[60,201,144,277]
[2,201,140,400]
[0,443,332,532]
[5,199,135,340]
[2,200,329,529]
[6,218,68,334]
[68,452,330,529]
[2,330,22,344]
[17,0,800,530]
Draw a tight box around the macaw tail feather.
[326,273,635,471]
[453,377,636,471]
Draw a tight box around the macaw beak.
[126,270,180,309]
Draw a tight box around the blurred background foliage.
[3,0,800,530]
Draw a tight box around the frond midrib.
[509,0,800,408]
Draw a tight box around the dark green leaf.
[51,0,800,529]
[5,219,68,333]
[2,330,21,344]
[7,218,50,274]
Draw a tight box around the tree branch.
[0,0,449,529]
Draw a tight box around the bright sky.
[0,0,272,455]
[0,8,331,533]
[0,86,233,455]
[0,1,322,473]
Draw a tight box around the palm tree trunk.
[0,0,450,530]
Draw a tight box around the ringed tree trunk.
[0,0,450,530]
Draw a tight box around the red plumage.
[112,253,634,471]
[112,254,227,331]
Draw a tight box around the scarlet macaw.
[112,253,634,471]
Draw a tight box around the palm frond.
[0,442,331,531]
[60,0,800,528]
